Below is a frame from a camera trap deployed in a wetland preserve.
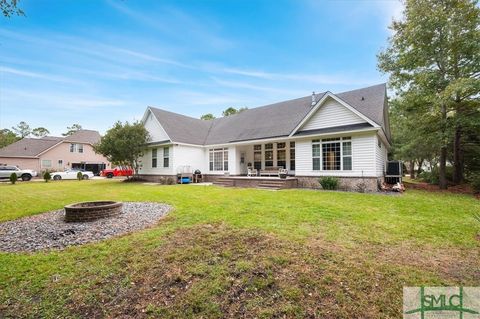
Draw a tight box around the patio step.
[256,180,288,190]
[213,178,235,187]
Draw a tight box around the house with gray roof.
[0,130,110,175]
[138,83,391,191]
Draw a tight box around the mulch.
[404,181,479,199]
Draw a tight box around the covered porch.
[214,140,296,176]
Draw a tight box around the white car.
[0,165,37,181]
[51,169,94,181]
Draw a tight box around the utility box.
[385,160,403,184]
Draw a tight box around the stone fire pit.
[64,201,123,222]
[0,202,171,252]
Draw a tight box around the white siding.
[375,135,387,177]
[138,146,174,175]
[300,97,366,131]
[173,145,207,174]
[205,146,236,174]
[143,111,170,142]
[295,131,377,177]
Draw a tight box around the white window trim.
[312,137,352,171]
[151,148,158,168]
[209,148,229,171]
[163,147,169,168]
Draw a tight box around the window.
[312,137,352,171]
[254,145,262,170]
[209,148,228,171]
[163,147,169,167]
[290,141,295,171]
[41,160,52,168]
[70,143,83,153]
[312,141,321,170]
[151,148,157,168]
[322,142,341,170]
[343,141,352,170]
[58,160,63,167]
[277,142,286,168]
[264,143,273,167]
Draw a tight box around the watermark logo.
[404,287,480,319]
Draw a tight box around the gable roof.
[148,83,389,146]
[0,130,102,158]
[149,108,211,145]
[0,137,63,158]
[64,129,102,144]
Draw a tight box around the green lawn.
[0,180,479,318]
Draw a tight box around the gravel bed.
[0,202,171,253]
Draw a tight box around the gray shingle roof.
[0,137,62,157]
[0,130,102,157]
[64,130,102,144]
[149,83,389,145]
[149,108,211,145]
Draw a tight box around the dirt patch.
[7,224,478,319]
[61,224,479,319]
[371,242,480,284]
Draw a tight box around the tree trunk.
[409,161,416,179]
[417,158,424,176]
[453,124,464,184]
[439,103,448,190]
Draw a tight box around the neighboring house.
[138,83,391,191]
[0,130,110,175]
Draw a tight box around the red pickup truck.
[100,166,133,178]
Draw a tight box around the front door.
[240,151,247,175]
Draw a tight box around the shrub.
[166,177,176,185]
[9,173,17,185]
[418,166,454,185]
[43,171,51,182]
[77,171,83,181]
[319,176,339,190]
[470,174,480,193]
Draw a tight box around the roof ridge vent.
[311,91,316,106]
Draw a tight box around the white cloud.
[1,66,81,84]
[2,88,128,110]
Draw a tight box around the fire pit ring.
[64,201,123,222]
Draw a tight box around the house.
[138,83,391,191]
[0,130,110,175]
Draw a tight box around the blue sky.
[0,0,402,136]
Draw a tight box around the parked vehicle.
[100,166,133,178]
[0,165,37,181]
[51,169,94,180]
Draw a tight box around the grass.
[0,180,479,318]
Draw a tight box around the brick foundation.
[296,176,380,192]
[137,174,381,192]
[296,176,381,192]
